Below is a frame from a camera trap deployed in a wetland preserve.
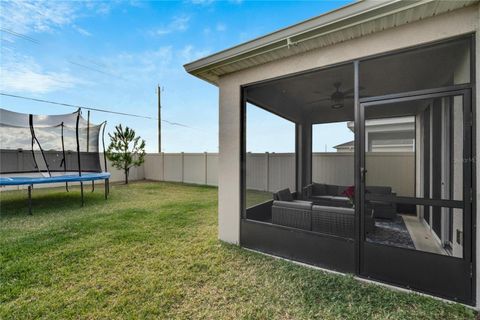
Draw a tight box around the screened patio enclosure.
[240,36,475,304]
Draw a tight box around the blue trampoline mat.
[0,172,111,186]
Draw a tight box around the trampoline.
[0,108,111,214]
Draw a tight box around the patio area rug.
[366,216,415,249]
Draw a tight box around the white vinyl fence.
[143,153,218,186]
[1,152,414,196]
[143,152,413,196]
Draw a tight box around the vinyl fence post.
[181,152,184,183]
[266,152,270,192]
[204,152,208,185]
[162,152,165,181]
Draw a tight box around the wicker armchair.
[271,188,375,236]
[311,205,354,238]
[272,200,312,230]
[311,205,375,238]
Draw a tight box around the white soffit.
[184,0,478,85]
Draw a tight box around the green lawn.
[0,182,475,319]
[246,189,273,208]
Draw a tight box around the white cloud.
[0,1,77,34]
[189,0,215,5]
[1,61,82,94]
[103,46,175,83]
[216,23,226,32]
[72,25,92,37]
[94,45,209,86]
[87,1,113,15]
[188,0,243,5]
[180,45,211,63]
[151,16,190,36]
[0,1,115,40]
[0,48,83,94]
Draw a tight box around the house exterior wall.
[216,3,479,304]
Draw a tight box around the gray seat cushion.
[312,183,326,195]
[273,200,312,210]
[325,184,341,196]
[312,205,354,215]
[275,188,294,201]
[311,195,334,200]
[366,186,392,195]
[330,196,349,201]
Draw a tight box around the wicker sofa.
[303,183,352,207]
[303,183,397,220]
[271,188,375,238]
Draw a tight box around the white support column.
[218,80,241,244]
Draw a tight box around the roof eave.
[184,0,478,85]
[183,0,394,73]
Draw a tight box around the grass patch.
[246,189,273,208]
[0,182,476,319]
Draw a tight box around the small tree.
[106,124,146,184]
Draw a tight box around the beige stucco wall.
[217,3,479,303]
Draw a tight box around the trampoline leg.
[104,179,108,199]
[27,185,32,215]
[80,182,84,207]
[91,181,95,193]
[65,182,69,192]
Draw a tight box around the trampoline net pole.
[61,122,69,192]
[75,109,82,177]
[101,121,108,173]
[28,114,40,173]
[29,114,51,177]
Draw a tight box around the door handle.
[361,167,368,182]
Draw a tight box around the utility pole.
[157,85,162,153]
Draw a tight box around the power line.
[0,28,40,44]
[68,60,125,80]
[0,92,195,129]
[1,28,125,81]
[0,92,154,119]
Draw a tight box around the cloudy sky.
[0,0,352,152]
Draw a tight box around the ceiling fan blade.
[341,94,373,99]
[304,98,331,105]
[343,86,365,95]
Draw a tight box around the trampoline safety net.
[0,108,107,176]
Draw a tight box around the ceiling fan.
[305,82,358,109]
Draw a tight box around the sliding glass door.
[358,89,473,303]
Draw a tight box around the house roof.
[184,0,478,85]
[334,141,354,149]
